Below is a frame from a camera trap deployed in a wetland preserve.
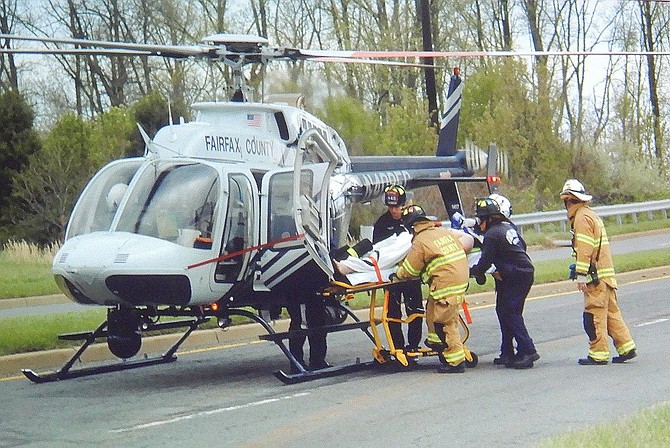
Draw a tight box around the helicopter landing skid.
[258,320,377,384]
[22,317,207,383]
[274,359,378,384]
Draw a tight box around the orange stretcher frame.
[323,280,478,369]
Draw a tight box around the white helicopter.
[1,33,500,383]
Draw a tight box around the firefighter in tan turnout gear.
[560,179,637,365]
[394,205,474,373]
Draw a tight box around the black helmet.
[475,197,502,219]
[384,184,407,206]
[401,205,429,228]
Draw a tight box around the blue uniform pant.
[387,280,424,349]
[494,271,536,357]
[287,297,327,368]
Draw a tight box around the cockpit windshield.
[116,162,219,244]
[66,159,144,240]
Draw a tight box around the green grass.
[0,309,107,355]
[522,216,670,247]
[0,309,260,356]
[0,258,59,299]
[536,402,670,447]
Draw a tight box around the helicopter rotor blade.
[0,33,207,58]
[0,48,153,56]
[308,57,441,69]
[4,33,670,65]
[298,48,670,59]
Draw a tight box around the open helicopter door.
[255,128,339,294]
[292,128,340,278]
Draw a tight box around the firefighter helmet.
[383,184,407,206]
[560,179,592,202]
[475,197,503,219]
[401,205,429,228]
[488,193,512,218]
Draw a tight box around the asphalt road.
[1,271,669,448]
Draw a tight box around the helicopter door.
[292,128,341,277]
[254,129,340,293]
[213,173,256,285]
[256,168,306,292]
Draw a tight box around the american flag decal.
[246,113,262,127]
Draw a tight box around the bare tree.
[0,0,18,91]
[638,0,666,172]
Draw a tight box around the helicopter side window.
[267,171,313,241]
[268,172,297,241]
[216,174,254,282]
[66,159,144,240]
[116,163,219,246]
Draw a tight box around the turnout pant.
[583,281,635,361]
[426,296,465,366]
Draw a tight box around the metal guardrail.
[512,199,670,234]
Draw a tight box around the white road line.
[635,318,669,327]
[110,392,310,433]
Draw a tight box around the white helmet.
[488,193,512,218]
[560,179,592,202]
[106,183,128,212]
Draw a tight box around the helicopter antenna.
[167,98,178,141]
[168,98,174,127]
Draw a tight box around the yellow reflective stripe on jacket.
[430,284,468,301]
[597,267,616,278]
[575,260,590,273]
[425,252,467,277]
[400,258,422,277]
[574,232,597,247]
[574,232,610,248]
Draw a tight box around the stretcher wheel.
[465,352,478,368]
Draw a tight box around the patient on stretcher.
[331,226,478,286]
[331,233,412,285]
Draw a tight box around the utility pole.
[419,0,438,129]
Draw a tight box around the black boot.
[437,362,465,374]
[612,349,637,363]
[511,352,540,369]
[578,356,608,365]
[493,353,516,367]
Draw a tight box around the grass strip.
[0,259,58,300]
[537,402,670,447]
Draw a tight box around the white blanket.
[334,233,412,284]
[333,231,483,285]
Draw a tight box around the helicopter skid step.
[258,320,371,342]
[274,360,378,384]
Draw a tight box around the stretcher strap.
[366,256,384,284]
[462,300,472,324]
